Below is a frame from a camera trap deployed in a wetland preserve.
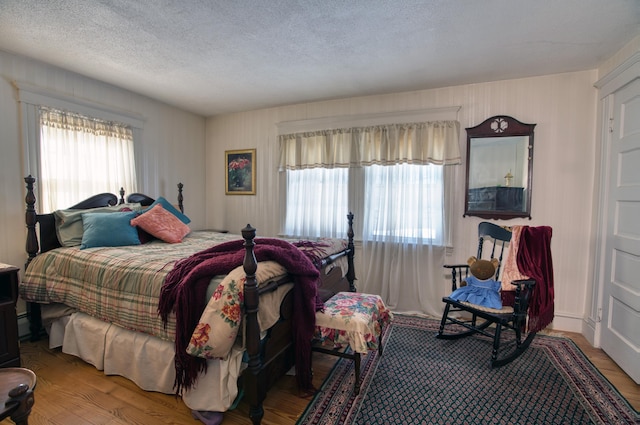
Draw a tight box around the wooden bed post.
[241,224,265,425]
[177,183,184,213]
[24,175,39,269]
[346,211,356,292]
[24,175,43,340]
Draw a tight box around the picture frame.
[225,149,256,195]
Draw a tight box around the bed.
[19,175,356,425]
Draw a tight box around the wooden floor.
[2,331,638,425]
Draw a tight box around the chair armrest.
[443,264,470,291]
[510,278,536,316]
[443,264,469,269]
[510,278,535,288]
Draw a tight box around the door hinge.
[608,117,614,133]
[596,307,602,323]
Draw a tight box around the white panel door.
[601,77,640,384]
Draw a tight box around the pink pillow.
[130,204,190,243]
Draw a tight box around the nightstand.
[0,264,20,368]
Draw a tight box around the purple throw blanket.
[501,225,554,333]
[159,237,323,394]
[516,226,554,333]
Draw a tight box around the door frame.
[589,52,640,347]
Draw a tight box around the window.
[363,163,443,245]
[284,167,349,238]
[15,83,143,214]
[37,107,137,211]
[279,114,461,315]
[279,119,460,245]
[283,163,444,244]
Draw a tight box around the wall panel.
[206,70,599,331]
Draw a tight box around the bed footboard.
[239,214,356,425]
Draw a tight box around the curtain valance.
[279,120,461,170]
[40,107,133,141]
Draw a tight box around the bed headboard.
[24,175,184,267]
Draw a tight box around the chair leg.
[491,323,503,367]
[492,331,537,368]
[311,345,365,394]
[438,302,452,336]
[514,322,523,347]
[436,301,492,340]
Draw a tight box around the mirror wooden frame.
[464,115,536,220]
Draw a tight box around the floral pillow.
[130,203,190,243]
[187,261,289,359]
[145,196,191,224]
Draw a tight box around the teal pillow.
[80,211,141,249]
[146,196,191,224]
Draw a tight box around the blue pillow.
[80,211,141,249]
[146,196,191,224]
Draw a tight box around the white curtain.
[284,167,349,238]
[39,107,137,212]
[360,163,447,316]
[362,164,444,245]
[279,120,460,316]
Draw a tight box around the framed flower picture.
[225,149,256,195]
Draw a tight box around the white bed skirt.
[42,281,294,412]
[49,311,245,412]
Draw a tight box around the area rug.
[298,315,639,425]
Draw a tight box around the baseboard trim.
[549,313,584,333]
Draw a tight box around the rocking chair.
[436,222,546,367]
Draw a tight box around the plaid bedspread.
[20,231,347,342]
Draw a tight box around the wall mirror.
[464,115,536,220]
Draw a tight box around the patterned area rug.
[298,315,639,425]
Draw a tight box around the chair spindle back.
[476,222,512,279]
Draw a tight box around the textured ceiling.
[0,1,638,116]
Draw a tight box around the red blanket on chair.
[516,226,554,333]
[159,238,323,394]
